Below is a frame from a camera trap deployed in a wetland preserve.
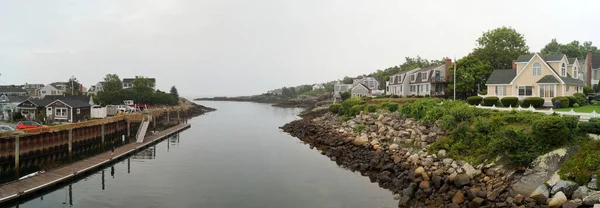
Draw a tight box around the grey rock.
[437,149,447,159]
[442,158,454,165]
[573,186,590,200]
[454,174,471,188]
[432,176,443,188]
[589,174,599,190]
[551,180,579,197]
[561,199,582,208]
[398,196,410,207]
[530,184,550,205]
[583,191,600,206]
[462,163,480,179]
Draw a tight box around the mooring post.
[167,111,170,123]
[68,129,73,163]
[101,123,105,150]
[177,110,180,124]
[127,120,131,137]
[153,115,156,129]
[15,135,20,178]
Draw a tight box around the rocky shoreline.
[281,109,600,207]
[195,94,331,108]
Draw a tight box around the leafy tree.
[584,86,595,95]
[170,86,179,98]
[132,76,155,92]
[448,54,493,95]
[341,76,354,84]
[323,81,336,92]
[103,74,122,92]
[541,39,600,59]
[472,26,529,69]
[65,76,82,95]
[340,91,351,101]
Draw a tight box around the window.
[77,108,81,114]
[561,63,566,76]
[421,72,428,81]
[566,85,569,92]
[410,86,415,92]
[533,62,541,76]
[55,108,67,117]
[410,74,416,82]
[42,91,46,94]
[399,86,402,92]
[518,86,533,96]
[574,67,578,78]
[539,85,555,98]
[495,86,507,96]
[423,84,428,92]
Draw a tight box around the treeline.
[93,74,179,106]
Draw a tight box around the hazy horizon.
[2,0,600,97]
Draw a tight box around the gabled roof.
[389,74,404,85]
[568,58,576,64]
[486,69,516,85]
[562,75,585,85]
[50,82,68,88]
[0,87,26,93]
[351,83,372,91]
[536,75,559,83]
[6,96,29,103]
[44,95,91,103]
[48,99,91,108]
[516,54,565,62]
[20,98,55,107]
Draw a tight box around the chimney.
[445,58,451,81]
[512,61,517,70]
[587,51,593,86]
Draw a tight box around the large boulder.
[454,174,471,188]
[437,149,447,159]
[589,174,599,190]
[551,180,579,197]
[530,184,550,205]
[573,186,590,200]
[583,191,600,206]
[547,191,567,208]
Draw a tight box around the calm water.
[11,101,396,208]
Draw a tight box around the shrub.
[390,95,399,98]
[559,140,600,185]
[522,97,545,108]
[491,128,547,166]
[363,97,372,101]
[328,104,342,114]
[12,112,24,121]
[552,97,570,108]
[566,96,577,107]
[467,96,483,105]
[355,124,366,133]
[365,104,378,113]
[340,91,351,101]
[382,103,399,112]
[348,104,365,117]
[532,116,570,146]
[482,96,499,106]
[341,98,364,110]
[579,118,600,134]
[573,93,587,106]
[573,103,580,108]
[584,86,595,95]
[479,89,488,95]
[501,97,519,107]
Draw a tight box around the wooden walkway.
[0,123,191,205]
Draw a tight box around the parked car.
[0,125,15,131]
[16,121,48,131]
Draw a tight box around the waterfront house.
[351,83,372,97]
[388,59,452,97]
[333,82,353,98]
[312,84,324,90]
[17,98,55,120]
[0,85,27,96]
[350,76,380,97]
[0,95,29,120]
[388,68,422,97]
[46,99,91,123]
[484,53,584,106]
[37,83,64,98]
[123,77,156,89]
[44,95,95,106]
[23,83,44,96]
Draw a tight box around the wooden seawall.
[0,122,191,206]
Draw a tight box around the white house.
[388,68,422,97]
[37,84,64,98]
[312,84,324,90]
[333,82,353,98]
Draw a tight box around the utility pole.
[453,57,457,100]
[71,75,75,95]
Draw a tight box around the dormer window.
[421,72,428,81]
[561,63,566,76]
[410,74,416,82]
[533,62,541,76]
[574,67,578,78]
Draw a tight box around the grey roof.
[562,75,585,85]
[536,75,559,83]
[123,78,156,83]
[568,58,576,64]
[0,87,26,93]
[516,54,565,63]
[6,96,29,103]
[389,74,404,85]
[44,95,90,103]
[485,69,516,84]
[23,98,55,107]
[55,99,91,108]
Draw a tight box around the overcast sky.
[1,0,599,97]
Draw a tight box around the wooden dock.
[0,123,191,206]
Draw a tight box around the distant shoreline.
[194,94,330,108]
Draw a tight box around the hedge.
[552,97,570,108]
[329,104,342,114]
[467,96,483,105]
[566,96,577,107]
[501,97,519,107]
[522,97,545,108]
[573,93,587,106]
[365,104,378,113]
[482,96,499,106]
[532,116,570,146]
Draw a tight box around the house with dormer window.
[485,53,584,106]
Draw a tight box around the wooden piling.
[101,123,105,150]
[68,129,73,163]
[15,135,19,178]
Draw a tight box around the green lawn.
[554,105,600,113]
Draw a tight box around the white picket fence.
[470,103,600,121]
